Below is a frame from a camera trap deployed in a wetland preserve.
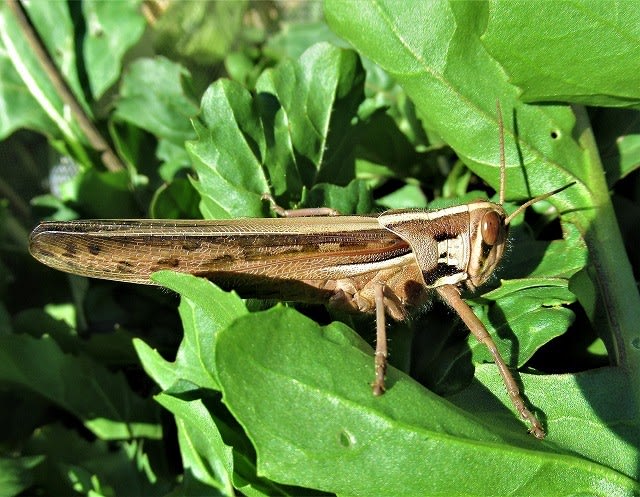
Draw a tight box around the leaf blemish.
[338,429,355,448]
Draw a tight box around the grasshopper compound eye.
[480,210,501,246]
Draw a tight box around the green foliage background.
[0,1,639,495]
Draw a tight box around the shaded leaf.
[0,334,160,439]
[155,395,235,496]
[0,455,44,497]
[25,424,167,496]
[150,178,201,220]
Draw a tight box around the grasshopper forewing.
[29,105,570,439]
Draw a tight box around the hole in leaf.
[338,429,355,448]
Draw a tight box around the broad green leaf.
[113,57,199,145]
[325,0,589,209]
[154,394,283,497]
[470,281,576,366]
[483,3,640,108]
[135,271,248,392]
[0,334,160,440]
[464,222,587,366]
[376,183,428,209]
[215,306,639,496]
[499,222,587,281]
[82,0,146,99]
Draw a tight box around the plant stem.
[571,105,640,394]
[5,0,124,172]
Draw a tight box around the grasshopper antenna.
[504,182,575,226]
[496,101,575,225]
[497,100,506,206]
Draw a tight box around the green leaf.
[325,1,588,205]
[306,179,373,214]
[0,2,76,140]
[255,42,364,193]
[25,424,167,496]
[470,280,576,367]
[0,334,160,440]
[135,271,248,392]
[616,134,640,180]
[0,455,44,497]
[81,0,146,99]
[482,3,640,108]
[592,108,640,187]
[376,183,429,209]
[189,42,365,218]
[188,79,269,219]
[152,1,248,67]
[73,169,141,218]
[264,21,345,61]
[114,57,199,144]
[149,178,201,220]
[215,306,639,496]
[463,221,587,367]
[451,365,640,482]
[154,394,282,497]
[500,222,587,281]
[154,395,235,496]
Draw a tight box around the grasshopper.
[30,105,569,439]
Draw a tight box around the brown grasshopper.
[29,106,568,439]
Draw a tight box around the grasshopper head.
[466,202,508,291]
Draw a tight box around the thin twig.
[5,0,124,172]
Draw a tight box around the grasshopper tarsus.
[262,193,340,217]
[527,416,546,440]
